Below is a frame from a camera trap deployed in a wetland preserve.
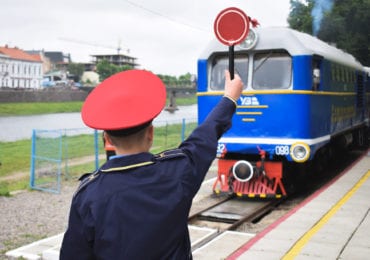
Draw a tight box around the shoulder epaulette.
[78,172,92,181]
[154,148,186,161]
[74,170,100,197]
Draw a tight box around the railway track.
[188,196,282,251]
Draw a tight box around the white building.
[0,45,43,89]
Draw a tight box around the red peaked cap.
[81,70,166,131]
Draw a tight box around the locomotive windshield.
[209,51,291,91]
[209,55,248,90]
[252,51,292,90]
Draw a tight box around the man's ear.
[147,125,154,142]
[104,131,114,145]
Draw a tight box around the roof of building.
[91,53,137,59]
[0,45,42,62]
[44,52,71,63]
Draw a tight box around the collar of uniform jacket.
[100,152,155,173]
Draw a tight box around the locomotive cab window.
[312,55,323,91]
[209,55,248,90]
[252,51,292,90]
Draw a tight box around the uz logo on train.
[240,96,260,106]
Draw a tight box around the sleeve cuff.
[223,95,238,107]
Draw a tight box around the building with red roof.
[0,45,43,89]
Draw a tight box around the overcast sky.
[0,0,291,76]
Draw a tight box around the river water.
[0,105,197,142]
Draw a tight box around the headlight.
[290,142,310,162]
[232,160,254,182]
[238,28,258,50]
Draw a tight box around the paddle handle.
[229,45,234,80]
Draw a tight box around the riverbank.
[0,96,196,116]
[0,102,83,116]
[0,88,89,105]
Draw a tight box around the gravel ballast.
[0,183,78,259]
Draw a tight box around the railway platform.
[6,152,370,259]
[225,151,370,259]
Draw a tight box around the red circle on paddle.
[214,7,250,46]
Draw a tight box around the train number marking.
[217,143,226,154]
[275,145,290,155]
[216,144,227,157]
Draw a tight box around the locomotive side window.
[252,52,292,90]
[209,55,248,90]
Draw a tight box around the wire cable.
[123,0,208,32]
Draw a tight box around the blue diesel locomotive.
[197,27,370,198]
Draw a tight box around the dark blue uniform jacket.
[60,97,236,259]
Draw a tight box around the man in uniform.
[60,69,243,259]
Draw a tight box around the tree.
[318,0,370,65]
[178,73,194,87]
[157,74,177,86]
[96,60,133,81]
[96,60,194,87]
[67,63,85,82]
[288,0,370,66]
[288,0,314,34]
[157,73,195,87]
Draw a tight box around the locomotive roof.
[200,27,363,69]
